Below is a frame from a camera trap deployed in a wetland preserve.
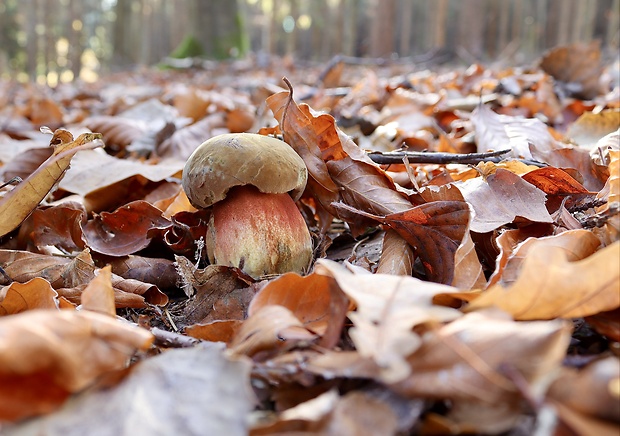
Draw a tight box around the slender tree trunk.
[369,0,396,57]
[399,0,413,55]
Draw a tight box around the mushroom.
[182,133,313,278]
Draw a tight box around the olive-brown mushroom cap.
[182,133,308,209]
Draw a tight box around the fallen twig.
[367,149,548,167]
[151,327,200,348]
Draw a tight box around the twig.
[367,149,548,167]
[151,327,200,348]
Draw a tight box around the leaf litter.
[0,45,619,435]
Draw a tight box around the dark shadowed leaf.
[82,200,171,256]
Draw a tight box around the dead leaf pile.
[0,45,618,435]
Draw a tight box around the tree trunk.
[369,0,396,57]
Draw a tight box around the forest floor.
[0,43,619,435]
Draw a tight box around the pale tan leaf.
[468,241,620,319]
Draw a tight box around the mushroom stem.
[206,185,313,278]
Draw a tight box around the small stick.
[367,149,547,167]
[151,327,200,348]
[0,177,22,190]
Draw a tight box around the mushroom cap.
[182,133,308,209]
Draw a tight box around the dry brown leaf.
[468,241,620,319]
[0,130,103,237]
[80,266,116,316]
[0,278,59,315]
[58,149,183,199]
[315,259,461,383]
[489,229,601,288]
[391,309,571,434]
[522,166,591,196]
[567,109,620,150]
[82,200,171,256]
[470,104,555,159]
[4,344,253,435]
[375,229,414,275]
[229,305,318,359]
[0,249,168,308]
[176,256,255,326]
[334,200,471,284]
[31,202,87,253]
[0,309,153,422]
[548,356,620,423]
[184,319,244,343]
[248,271,349,349]
[539,40,604,99]
[457,168,554,233]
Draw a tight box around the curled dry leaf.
[229,305,317,359]
[0,309,153,422]
[82,200,171,256]
[176,256,255,326]
[468,241,620,319]
[31,202,87,253]
[80,265,116,316]
[0,278,59,315]
[0,130,103,238]
[375,229,414,276]
[521,166,591,196]
[315,259,462,383]
[248,270,349,349]
[0,249,168,308]
[488,229,601,288]
[333,200,470,284]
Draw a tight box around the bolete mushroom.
[182,133,313,278]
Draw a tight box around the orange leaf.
[0,309,152,421]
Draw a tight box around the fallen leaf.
[315,259,462,383]
[0,278,59,315]
[391,309,571,434]
[31,202,87,253]
[375,229,414,276]
[334,200,470,284]
[468,241,620,319]
[230,305,317,359]
[488,229,601,288]
[0,309,153,422]
[457,168,554,233]
[248,271,349,348]
[0,130,103,237]
[567,109,620,150]
[548,356,620,422]
[470,104,555,159]
[4,344,253,436]
[80,266,116,316]
[539,41,604,99]
[521,166,591,196]
[82,200,171,256]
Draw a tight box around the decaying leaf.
[0,309,153,422]
[391,309,571,434]
[457,168,554,233]
[0,130,103,237]
[4,344,253,436]
[316,259,461,383]
[468,241,620,319]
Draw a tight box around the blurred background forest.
[0,0,618,85]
